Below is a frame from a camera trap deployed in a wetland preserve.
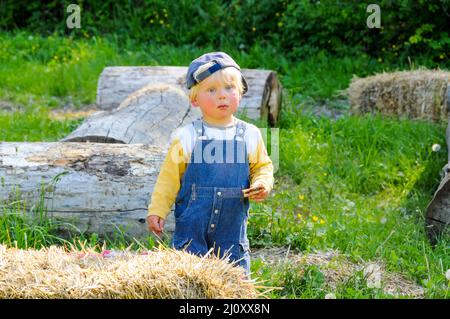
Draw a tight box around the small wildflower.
[312,216,319,222]
[319,219,325,225]
[325,293,336,299]
[159,20,164,25]
[432,144,441,152]
[276,12,280,16]
[445,269,450,280]
[323,173,327,176]
[277,22,283,28]
[297,213,302,219]
[150,19,154,23]
[440,54,445,59]
[299,194,305,200]
[378,58,382,63]
[252,27,256,32]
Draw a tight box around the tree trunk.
[425,172,450,245]
[61,84,201,148]
[95,66,282,126]
[426,113,450,244]
[0,142,175,239]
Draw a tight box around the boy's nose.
[218,88,227,98]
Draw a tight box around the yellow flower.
[299,194,305,200]
[312,216,319,222]
[150,19,154,23]
[297,214,302,219]
[320,219,325,225]
[278,22,283,28]
[323,173,327,176]
[252,27,256,32]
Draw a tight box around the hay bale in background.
[0,245,262,299]
[349,70,450,122]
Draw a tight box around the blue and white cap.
[185,52,248,94]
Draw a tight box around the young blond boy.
[147,52,274,276]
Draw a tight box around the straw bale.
[349,70,450,122]
[0,245,263,299]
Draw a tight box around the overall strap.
[193,118,208,140]
[234,119,247,141]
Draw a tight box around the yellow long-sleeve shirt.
[147,118,274,219]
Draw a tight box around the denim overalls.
[172,118,251,276]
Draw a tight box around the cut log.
[425,115,450,244]
[425,172,450,245]
[61,84,201,148]
[95,66,282,126]
[0,142,175,239]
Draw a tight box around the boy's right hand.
[147,215,165,237]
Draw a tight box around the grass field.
[0,31,449,298]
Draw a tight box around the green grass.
[246,97,450,298]
[0,31,449,299]
[1,30,428,108]
[0,107,83,141]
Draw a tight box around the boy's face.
[191,74,241,125]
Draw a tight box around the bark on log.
[425,113,450,244]
[95,66,282,126]
[425,172,450,245]
[0,142,175,239]
[61,84,201,148]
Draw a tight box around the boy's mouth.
[217,105,229,109]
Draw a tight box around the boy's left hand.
[242,183,269,202]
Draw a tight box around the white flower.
[325,293,336,299]
[445,269,450,281]
[432,144,441,152]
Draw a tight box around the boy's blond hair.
[188,66,245,102]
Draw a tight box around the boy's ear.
[191,98,199,107]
